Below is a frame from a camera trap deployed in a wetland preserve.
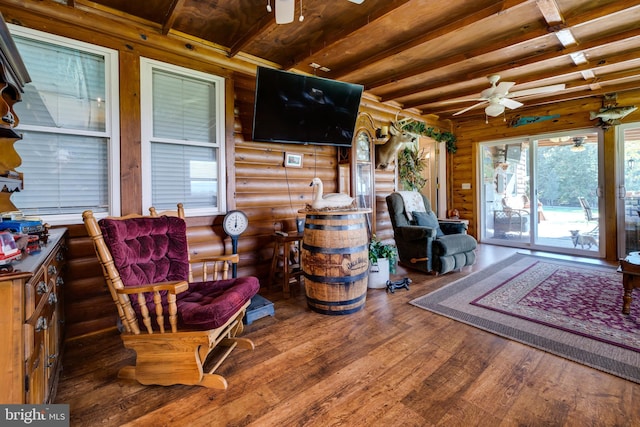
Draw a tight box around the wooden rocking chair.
[82,205,260,390]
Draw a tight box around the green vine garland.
[400,121,458,154]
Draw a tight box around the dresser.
[0,228,66,404]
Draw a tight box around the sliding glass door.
[618,124,640,257]
[480,129,603,255]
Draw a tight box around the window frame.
[7,24,120,225]
[139,57,227,216]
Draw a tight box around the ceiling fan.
[450,74,566,118]
[269,0,364,24]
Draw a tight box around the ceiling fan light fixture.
[348,0,365,3]
[275,0,295,24]
[485,103,504,117]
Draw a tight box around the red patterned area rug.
[410,253,640,383]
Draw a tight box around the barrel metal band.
[303,270,368,283]
[305,222,365,231]
[302,243,368,254]
[305,214,365,220]
[306,292,366,313]
[307,304,365,315]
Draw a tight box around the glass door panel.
[533,133,600,252]
[481,141,531,244]
[619,125,640,256]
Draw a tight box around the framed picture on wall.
[284,152,303,168]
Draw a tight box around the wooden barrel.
[301,210,370,315]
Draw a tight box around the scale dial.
[223,210,249,237]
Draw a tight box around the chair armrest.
[115,280,189,295]
[438,220,467,234]
[399,225,437,241]
[116,280,189,334]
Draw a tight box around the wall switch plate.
[461,183,471,190]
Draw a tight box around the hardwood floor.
[55,245,640,426]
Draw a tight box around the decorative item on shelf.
[398,145,427,191]
[368,234,398,289]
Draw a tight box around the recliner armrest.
[399,225,437,241]
[438,221,467,234]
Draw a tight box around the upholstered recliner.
[386,192,477,274]
[83,207,260,389]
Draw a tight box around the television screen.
[252,67,364,147]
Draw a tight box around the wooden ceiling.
[66,0,640,121]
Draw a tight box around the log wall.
[3,0,638,338]
[0,1,446,338]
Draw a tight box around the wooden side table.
[618,252,640,314]
[269,232,304,298]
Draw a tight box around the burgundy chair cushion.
[177,277,260,329]
[99,215,260,331]
[99,216,190,287]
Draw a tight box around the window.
[140,58,226,215]
[9,25,119,223]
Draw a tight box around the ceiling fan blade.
[494,81,515,96]
[509,83,566,98]
[275,0,294,24]
[500,98,524,109]
[453,101,488,116]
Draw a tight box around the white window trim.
[140,57,226,216]
[7,24,120,225]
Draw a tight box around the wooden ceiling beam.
[395,27,640,110]
[284,0,412,71]
[161,0,186,36]
[377,3,640,100]
[329,0,531,80]
[228,13,276,58]
[406,53,640,109]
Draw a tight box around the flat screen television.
[252,67,364,147]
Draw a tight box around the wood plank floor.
[55,245,640,426]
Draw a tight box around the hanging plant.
[400,121,458,154]
[398,145,427,191]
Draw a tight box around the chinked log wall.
[62,73,422,339]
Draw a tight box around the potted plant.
[368,234,398,289]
